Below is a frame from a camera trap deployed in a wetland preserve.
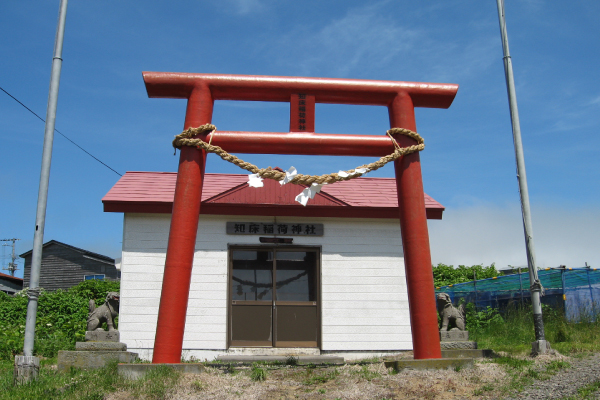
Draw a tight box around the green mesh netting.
[435,268,600,322]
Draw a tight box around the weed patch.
[303,368,339,385]
[351,365,380,381]
[131,364,181,399]
[546,360,570,372]
[567,379,600,400]
[285,355,298,366]
[473,383,494,395]
[250,365,267,382]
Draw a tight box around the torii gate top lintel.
[143,71,458,109]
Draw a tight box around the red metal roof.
[103,171,444,219]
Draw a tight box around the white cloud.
[267,2,498,84]
[270,3,422,77]
[589,95,600,106]
[221,0,265,15]
[428,203,600,270]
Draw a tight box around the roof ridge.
[0,272,23,281]
[123,171,398,180]
[19,240,115,262]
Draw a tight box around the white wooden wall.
[119,213,412,358]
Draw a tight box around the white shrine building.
[102,171,444,360]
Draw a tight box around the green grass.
[351,365,380,381]
[303,368,339,385]
[475,306,599,397]
[0,360,181,400]
[473,384,494,396]
[250,364,267,382]
[546,360,570,372]
[488,356,536,394]
[470,305,600,355]
[494,356,534,370]
[562,379,600,400]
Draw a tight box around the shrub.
[465,303,504,332]
[432,263,499,287]
[0,280,120,360]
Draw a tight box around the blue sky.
[1,0,599,277]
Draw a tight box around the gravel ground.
[504,352,600,400]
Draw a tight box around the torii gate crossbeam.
[142,72,459,363]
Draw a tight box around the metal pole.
[23,0,68,358]
[1,238,20,276]
[495,0,549,354]
[10,239,17,276]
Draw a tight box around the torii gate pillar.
[390,93,441,359]
[145,73,458,363]
[151,88,213,363]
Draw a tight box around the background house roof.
[103,171,444,219]
[0,272,23,284]
[20,240,115,263]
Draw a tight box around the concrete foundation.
[225,347,321,356]
[384,357,474,371]
[118,363,205,380]
[531,340,552,356]
[216,355,344,365]
[57,350,138,372]
[14,355,40,385]
[441,349,495,358]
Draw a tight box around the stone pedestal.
[58,331,137,372]
[439,330,478,350]
[85,330,120,342]
[76,341,127,351]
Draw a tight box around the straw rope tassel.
[172,124,425,186]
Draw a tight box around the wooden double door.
[228,247,320,348]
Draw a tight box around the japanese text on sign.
[226,222,323,236]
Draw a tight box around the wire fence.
[435,268,600,322]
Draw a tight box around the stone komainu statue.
[87,292,120,331]
[436,292,466,331]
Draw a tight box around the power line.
[0,86,122,177]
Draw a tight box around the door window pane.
[275,251,316,301]
[232,250,273,301]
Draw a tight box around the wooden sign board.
[226,222,323,236]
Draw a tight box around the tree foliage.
[432,263,499,287]
[0,280,120,360]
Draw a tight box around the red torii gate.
[143,72,459,363]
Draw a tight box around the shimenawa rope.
[172,124,424,185]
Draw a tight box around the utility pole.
[1,239,20,276]
[495,0,550,355]
[15,0,69,384]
